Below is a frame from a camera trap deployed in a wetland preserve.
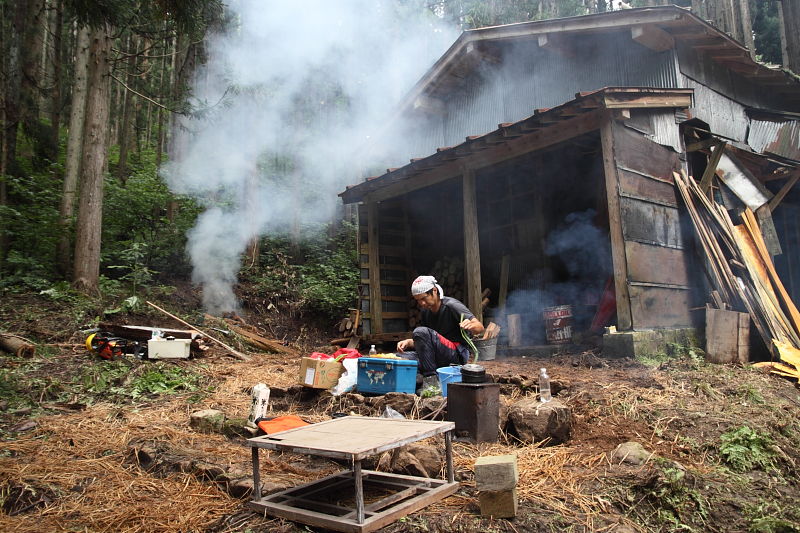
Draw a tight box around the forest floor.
[1,292,799,533]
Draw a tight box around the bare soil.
[1,292,799,533]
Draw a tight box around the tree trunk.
[737,0,754,59]
[4,1,25,178]
[116,34,135,184]
[57,25,90,277]
[73,24,111,294]
[49,0,64,151]
[778,0,800,73]
[20,0,45,135]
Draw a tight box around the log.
[481,297,490,309]
[0,334,35,357]
[227,324,298,356]
[508,314,522,346]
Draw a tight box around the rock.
[10,420,37,432]
[227,477,254,499]
[611,441,653,466]
[407,444,443,477]
[190,409,226,433]
[345,393,365,404]
[270,386,288,398]
[419,397,446,419]
[383,392,416,415]
[377,444,443,478]
[506,397,571,445]
[194,461,227,481]
[221,417,252,438]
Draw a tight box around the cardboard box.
[298,357,344,389]
[148,338,191,359]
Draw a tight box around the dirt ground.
[1,293,799,533]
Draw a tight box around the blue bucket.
[436,366,462,398]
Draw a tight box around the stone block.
[474,454,518,491]
[190,409,226,433]
[479,488,518,518]
[506,398,571,445]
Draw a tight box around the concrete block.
[474,454,518,491]
[189,409,226,433]
[479,488,518,518]
[602,328,700,358]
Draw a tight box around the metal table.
[247,416,457,533]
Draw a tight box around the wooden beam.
[631,24,675,52]
[462,166,483,323]
[600,118,633,330]
[364,110,604,203]
[413,95,447,116]
[685,137,718,152]
[698,141,726,195]
[537,33,574,58]
[367,202,383,334]
[768,172,800,211]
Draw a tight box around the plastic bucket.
[471,337,498,361]
[543,305,573,344]
[436,366,462,398]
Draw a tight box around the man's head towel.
[411,275,444,298]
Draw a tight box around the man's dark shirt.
[421,296,475,344]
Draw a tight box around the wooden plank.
[498,255,510,309]
[625,241,690,287]
[755,206,782,257]
[628,285,693,328]
[620,197,684,249]
[602,119,633,330]
[705,307,744,364]
[462,167,483,322]
[618,168,679,207]
[768,173,800,211]
[612,122,681,181]
[367,202,383,335]
[738,312,750,364]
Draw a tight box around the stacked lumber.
[433,256,465,301]
[331,308,361,347]
[674,171,800,356]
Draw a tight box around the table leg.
[251,447,261,500]
[354,459,365,523]
[445,430,454,483]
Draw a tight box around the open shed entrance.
[357,131,615,348]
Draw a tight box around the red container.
[543,305,573,344]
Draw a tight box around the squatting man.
[397,275,484,389]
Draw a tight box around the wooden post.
[367,201,383,334]
[507,314,522,346]
[600,119,633,330]
[445,430,454,483]
[498,255,510,309]
[354,459,365,524]
[463,167,483,322]
[251,447,261,500]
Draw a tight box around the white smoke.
[162,0,457,313]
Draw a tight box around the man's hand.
[397,338,413,353]
[459,317,485,336]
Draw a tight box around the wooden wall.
[602,119,696,330]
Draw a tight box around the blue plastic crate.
[356,357,418,395]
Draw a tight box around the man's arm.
[397,338,414,352]
[459,316,485,336]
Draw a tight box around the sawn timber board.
[248,417,455,460]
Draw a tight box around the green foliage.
[129,365,200,398]
[745,502,800,533]
[719,426,776,473]
[297,225,359,318]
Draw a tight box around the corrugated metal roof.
[340,87,693,204]
[747,112,800,164]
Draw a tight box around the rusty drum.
[543,305,573,344]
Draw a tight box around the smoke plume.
[162,0,456,313]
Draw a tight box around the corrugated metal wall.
[442,32,678,149]
[681,76,749,143]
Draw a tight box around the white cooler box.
[147,338,191,359]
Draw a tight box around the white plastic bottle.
[368,345,377,356]
[539,368,552,403]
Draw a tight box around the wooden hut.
[339,6,800,356]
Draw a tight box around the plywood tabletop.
[248,417,455,460]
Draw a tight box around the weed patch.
[719,426,775,473]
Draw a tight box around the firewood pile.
[674,171,800,365]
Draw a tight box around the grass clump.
[719,425,775,473]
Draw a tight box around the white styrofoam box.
[147,338,191,359]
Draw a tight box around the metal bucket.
[471,337,498,361]
[543,305,573,344]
